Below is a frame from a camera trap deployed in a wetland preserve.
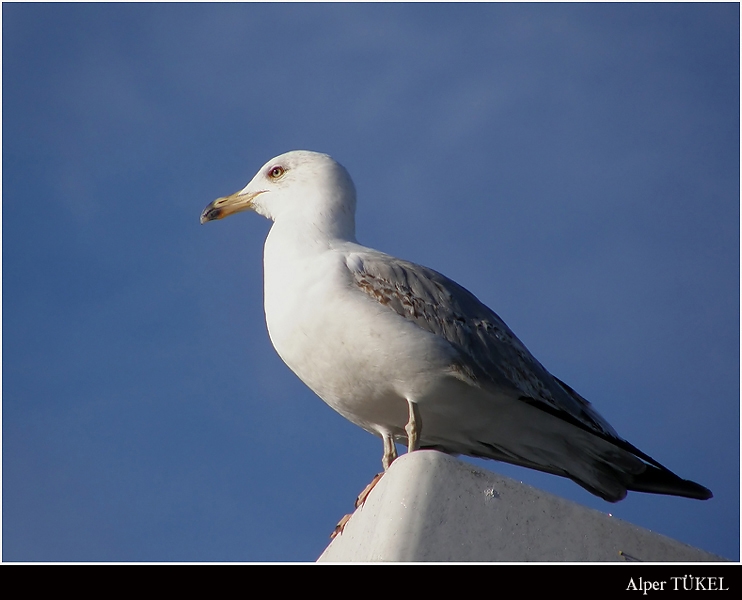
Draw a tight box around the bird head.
[200,150,357,238]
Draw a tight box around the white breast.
[261,224,458,438]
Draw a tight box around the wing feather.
[347,251,618,439]
[344,250,712,502]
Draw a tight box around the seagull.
[200,150,712,503]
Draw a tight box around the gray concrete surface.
[318,450,722,562]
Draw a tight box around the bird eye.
[268,166,285,180]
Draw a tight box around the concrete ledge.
[318,450,721,562]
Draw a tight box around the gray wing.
[345,250,713,502]
[345,250,621,442]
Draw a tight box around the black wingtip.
[628,465,713,500]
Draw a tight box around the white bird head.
[200,150,357,239]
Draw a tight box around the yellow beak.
[200,191,263,224]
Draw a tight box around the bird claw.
[330,472,385,539]
[331,513,352,540]
[355,472,384,508]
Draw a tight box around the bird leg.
[405,400,421,453]
[359,409,420,512]
[356,410,420,516]
[358,432,396,506]
[382,431,398,470]
[331,413,420,541]
[357,431,397,506]
[331,432,396,539]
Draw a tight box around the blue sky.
[2,3,739,562]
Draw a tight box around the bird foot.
[355,472,384,508]
[330,472,385,539]
[331,514,352,540]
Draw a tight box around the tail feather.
[625,464,713,500]
[461,430,712,503]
